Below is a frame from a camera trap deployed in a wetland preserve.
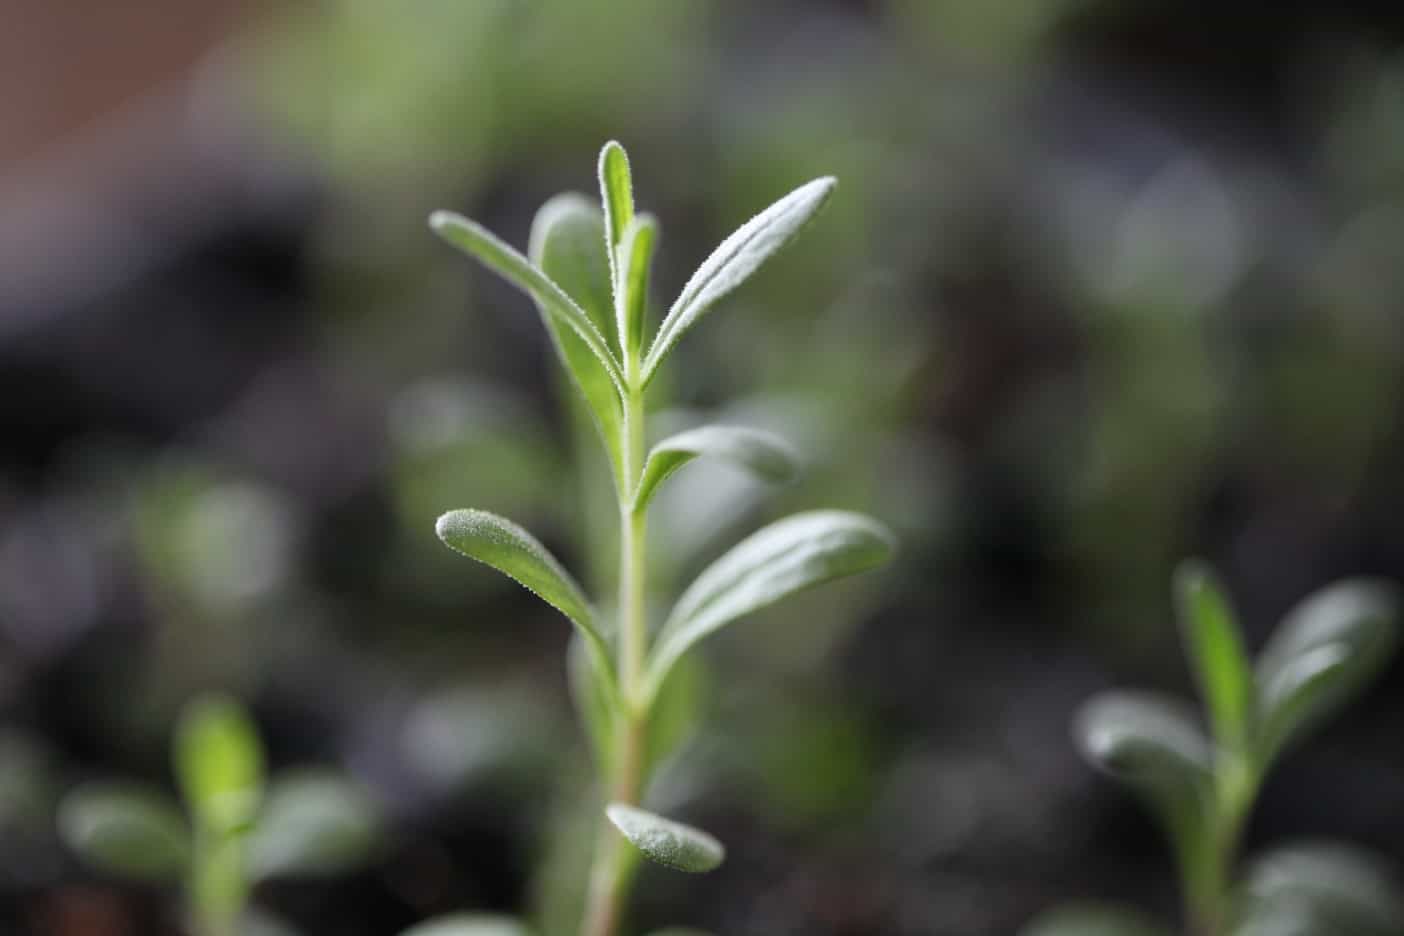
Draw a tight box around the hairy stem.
[580,380,649,936]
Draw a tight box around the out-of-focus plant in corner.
[1023,561,1401,936]
[411,142,895,936]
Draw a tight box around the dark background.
[3,1,1404,934]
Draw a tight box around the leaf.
[1074,691,1214,879]
[567,633,617,770]
[644,510,894,701]
[399,914,532,936]
[617,213,658,362]
[58,782,191,882]
[1020,902,1172,936]
[1174,559,1254,753]
[644,651,706,775]
[642,176,836,386]
[528,193,625,487]
[598,140,635,291]
[174,693,265,835]
[633,425,799,514]
[605,803,724,873]
[435,510,616,694]
[431,210,624,400]
[1241,843,1403,936]
[247,771,381,880]
[1254,580,1398,767]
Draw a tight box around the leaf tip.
[605,803,725,873]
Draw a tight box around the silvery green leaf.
[1255,580,1397,767]
[431,210,625,400]
[528,193,624,487]
[1174,559,1254,753]
[1241,843,1403,936]
[435,510,616,697]
[605,803,724,873]
[399,915,532,936]
[642,176,837,386]
[1020,903,1172,936]
[633,425,799,514]
[240,908,303,936]
[644,931,716,936]
[617,213,658,362]
[58,782,191,882]
[644,510,894,701]
[248,771,380,880]
[174,693,265,835]
[598,140,634,291]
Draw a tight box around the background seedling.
[58,693,381,936]
[1023,560,1401,936]
[416,141,894,936]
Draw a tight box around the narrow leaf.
[1020,903,1172,936]
[567,634,617,770]
[431,211,624,396]
[527,194,625,488]
[399,915,532,936]
[248,771,380,880]
[605,803,724,873]
[1255,580,1398,767]
[1173,559,1254,753]
[634,424,799,514]
[598,141,635,284]
[173,693,265,835]
[1242,844,1403,936]
[618,213,658,362]
[642,176,836,386]
[644,510,894,701]
[58,782,191,882]
[435,510,615,692]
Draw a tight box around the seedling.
[416,141,894,936]
[1024,561,1400,936]
[58,693,380,936]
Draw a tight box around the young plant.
[418,141,895,936]
[58,693,380,936]
[1024,561,1400,936]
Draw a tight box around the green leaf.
[598,140,635,291]
[617,213,658,362]
[527,193,625,488]
[633,424,799,514]
[643,510,894,701]
[247,771,380,880]
[644,931,716,936]
[435,510,616,695]
[1174,559,1254,753]
[567,633,617,770]
[1020,902,1172,936]
[605,803,724,873]
[174,693,265,835]
[644,651,706,775]
[58,782,191,882]
[642,176,836,386]
[1254,580,1398,767]
[399,914,532,936]
[430,210,625,399]
[1241,843,1403,936]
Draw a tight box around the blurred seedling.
[415,141,895,936]
[58,693,381,936]
[1025,561,1401,936]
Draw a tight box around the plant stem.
[580,379,649,936]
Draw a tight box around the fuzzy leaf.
[634,425,799,514]
[1020,903,1172,936]
[644,510,894,700]
[431,210,624,401]
[528,193,624,486]
[399,915,532,936]
[248,771,380,880]
[1255,580,1397,767]
[435,510,615,691]
[174,693,265,835]
[58,782,191,882]
[1174,559,1254,753]
[642,177,837,385]
[1241,843,1403,936]
[605,804,724,873]
[598,141,635,289]
[617,213,658,362]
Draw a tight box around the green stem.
[580,380,649,936]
